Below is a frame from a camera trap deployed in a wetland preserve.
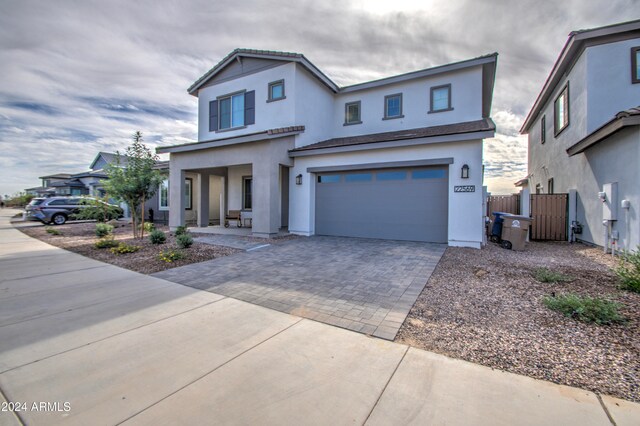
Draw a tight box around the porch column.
[198,173,210,227]
[169,166,185,230]
[252,160,280,238]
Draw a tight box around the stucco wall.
[573,127,639,249]
[289,139,484,248]
[227,164,252,211]
[197,62,297,141]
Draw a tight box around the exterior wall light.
[296,174,303,185]
[461,164,470,179]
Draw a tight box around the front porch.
[165,136,295,238]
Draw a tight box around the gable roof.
[188,48,498,109]
[567,106,640,156]
[521,19,640,133]
[39,173,72,180]
[89,152,129,170]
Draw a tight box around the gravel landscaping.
[18,222,240,274]
[396,241,640,402]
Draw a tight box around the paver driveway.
[153,236,445,339]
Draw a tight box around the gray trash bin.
[501,215,533,251]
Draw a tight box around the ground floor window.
[243,176,252,210]
[159,179,169,211]
[185,178,192,210]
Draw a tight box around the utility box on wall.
[603,182,618,221]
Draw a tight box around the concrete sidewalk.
[0,208,638,425]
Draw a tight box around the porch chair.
[224,210,242,228]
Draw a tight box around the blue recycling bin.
[490,212,510,242]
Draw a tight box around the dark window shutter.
[244,91,255,125]
[209,100,218,132]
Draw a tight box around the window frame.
[632,46,640,84]
[159,179,169,211]
[429,84,453,113]
[383,93,404,120]
[185,178,193,210]
[553,83,570,137]
[540,115,546,144]
[242,176,252,210]
[344,101,362,126]
[217,90,246,131]
[267,80,286,102]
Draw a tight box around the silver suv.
[25,197,123,225]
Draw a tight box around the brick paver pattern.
[153,236,445,340]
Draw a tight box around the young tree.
[104,131,164,239]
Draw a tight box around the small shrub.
[45,227,62,236]
[158,249,185,263]
[95,223,114,238]
[110,243,141,255]
[533,267,574,283]
[149,229,166,245]
[95,237,119,249]
[174,225,188,236]
[543,293,625,325]
[616,248,640,293]
[176,233,193,249]
[140,222,155,233]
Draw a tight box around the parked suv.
[25,197,123,225]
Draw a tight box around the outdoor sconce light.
[296,174,303,185]
[461,164,470,179]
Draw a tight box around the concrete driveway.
[1,209,638,425]
[153,236,445,340]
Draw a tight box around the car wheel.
[51,214,67,225]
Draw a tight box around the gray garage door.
[315,167,448,243]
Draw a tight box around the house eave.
[566,115,640,156]
[289,130,495,158]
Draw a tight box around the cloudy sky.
[0,0,635,197]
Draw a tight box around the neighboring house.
[158,49,497,248]
[520,19,640,251]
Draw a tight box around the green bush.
[532,267,574,283]
[176,233,193,249]
[143,222,155,233]
[110,243,141,255]
[45,227,62,236]
[174,225,188,236]
[95,223,114,238]
[616,247,640,293]
[158,249,185,263]
[149,229,166,245]
[72,197,123,222]
[543,293,625,325]
[94,237,119,249]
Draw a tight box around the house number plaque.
[454,185,475,193]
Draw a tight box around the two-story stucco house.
[520,20,640,251]
[158,49,497,248]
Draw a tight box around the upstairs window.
[209,91,255,132]
[632,46,640,84]
[429,84,452,113]
[554,83,569,136]
[541,115,546,144]
[344,101,362,125]
[268,80,285,101]
[384,93,403,119]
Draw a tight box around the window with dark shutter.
[209,101,218,132]
[245,91,255,125]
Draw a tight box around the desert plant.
[174,225,188,236]
[110,243,141,255]
[543,293,625,325]
[532,267,574,283]
[616,247,640,293]
[176,233,193,249]
[95,223,114,238]
[143,222,155,233]
[45,227,62,235]
[158,249,185,263]
[149,229,166,245]
[95,237,119,249]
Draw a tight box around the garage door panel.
[315,167,448,243]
